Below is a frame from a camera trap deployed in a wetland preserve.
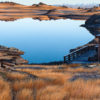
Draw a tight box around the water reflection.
[0,14,66,22]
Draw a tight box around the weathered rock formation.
[0,45,28,68]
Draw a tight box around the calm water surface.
[0,19,94,63]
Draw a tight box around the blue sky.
[0,0,100,5]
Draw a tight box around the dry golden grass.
[16,68,73,79]
[15,64,80,69]
[0,76,12,100]
[12,77,66,92]
[15,64,59,69]
[16,68,52,75]
[0,64,100,100]
[16,64,100,75]
[63,79,100,100]
[12,79,47,92]
[13,65,100,100]
[36,85,66,100]
[60,67,100,73]
[6,72,28,80]
[15,88,34,100]
[62,64,81,68]
[35,79,100,100]
[12,77,100,100]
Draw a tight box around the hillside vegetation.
[0,64,100,100]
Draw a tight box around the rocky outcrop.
[32,2,48,7]
[82,14,100,36]
[0,45,28,68]
[0,2,20,5]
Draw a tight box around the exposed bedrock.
[0,45,28,68]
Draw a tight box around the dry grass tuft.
[36,85,66,100]
[12,79,47,92]
[62,64,81,68]
[12,77,66,93]
[6,72,28,80]
[0,64,100,100]
[63,79,100,99]
[15,88,34,100]
[0,77,12,100]
[64,67,99,73]
[49,77,65,85]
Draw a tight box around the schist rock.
[0,45,28,68]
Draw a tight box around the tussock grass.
[6,72,28,80]
[36,85,66,100]
[15,64,59,69]
[61,67,100,73]
[16,64,100,75]
[0,64,100,100]
[12,77,65,92]
[62,64,81,68]
[63,79,100,99]
[16,68,73,80]
[0,76,12,100]
[15,88,34,100]
[12,79,47,92]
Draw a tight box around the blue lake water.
[0,19,94,63]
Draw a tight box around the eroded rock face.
[0,45,28,67]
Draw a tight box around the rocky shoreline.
[0,45,28,68]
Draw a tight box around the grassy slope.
[0,64,100,100]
